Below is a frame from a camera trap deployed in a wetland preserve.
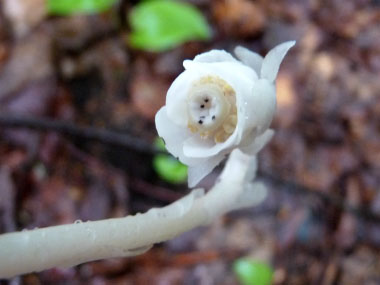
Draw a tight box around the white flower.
[155,41,295,187]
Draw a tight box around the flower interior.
[187,76,237,143]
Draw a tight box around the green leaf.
[154,137,166,151]
[128,0,211,52]
[47,0,118,15]
[153,138,187,184]
[233,259,274,285]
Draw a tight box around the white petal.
[181,60,257,158]
[193,49,238,63]
[155,107,203,166]
[239,129,274,155]
[260,41,295,82]
[234,46,263,75]
[187,154,225,187]
[165,68,201,126]
[167,57,255,127]
[155,107,189,157]
[183,132,238,158]
[242,79,276,135]
[183,60,257,82]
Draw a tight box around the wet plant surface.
[0,0,379,284]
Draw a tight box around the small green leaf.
[47,0,118,15]
[233,259,274,285]
[153,138,187,184]
[154,137,166,151]
[128,0,211,52]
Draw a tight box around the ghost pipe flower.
[156,41,295,187]
[0,149,265,278]
[0,42,293,278]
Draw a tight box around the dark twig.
[0,114,164,155]
[0,113,379,222]
[131,178,183,202]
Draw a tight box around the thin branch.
[0,113,379,223]
[0,114,163,155]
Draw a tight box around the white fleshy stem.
[0,149,267,279]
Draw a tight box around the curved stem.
[0,150,262,278]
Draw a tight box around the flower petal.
[193,49,238,63]
[155,107,190,156]
[183,132,238,158]
[156,107,203,166]
[165,68,201,126]
[234,46,263,75]
[260,41,295,82]
[183,60,257,81]
[181,60,257,158]
[239,129,274,155]
[242,79,276,135]
[187,154,225,187]
[167,56,255,127]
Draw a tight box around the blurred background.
[0,0,379,284]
